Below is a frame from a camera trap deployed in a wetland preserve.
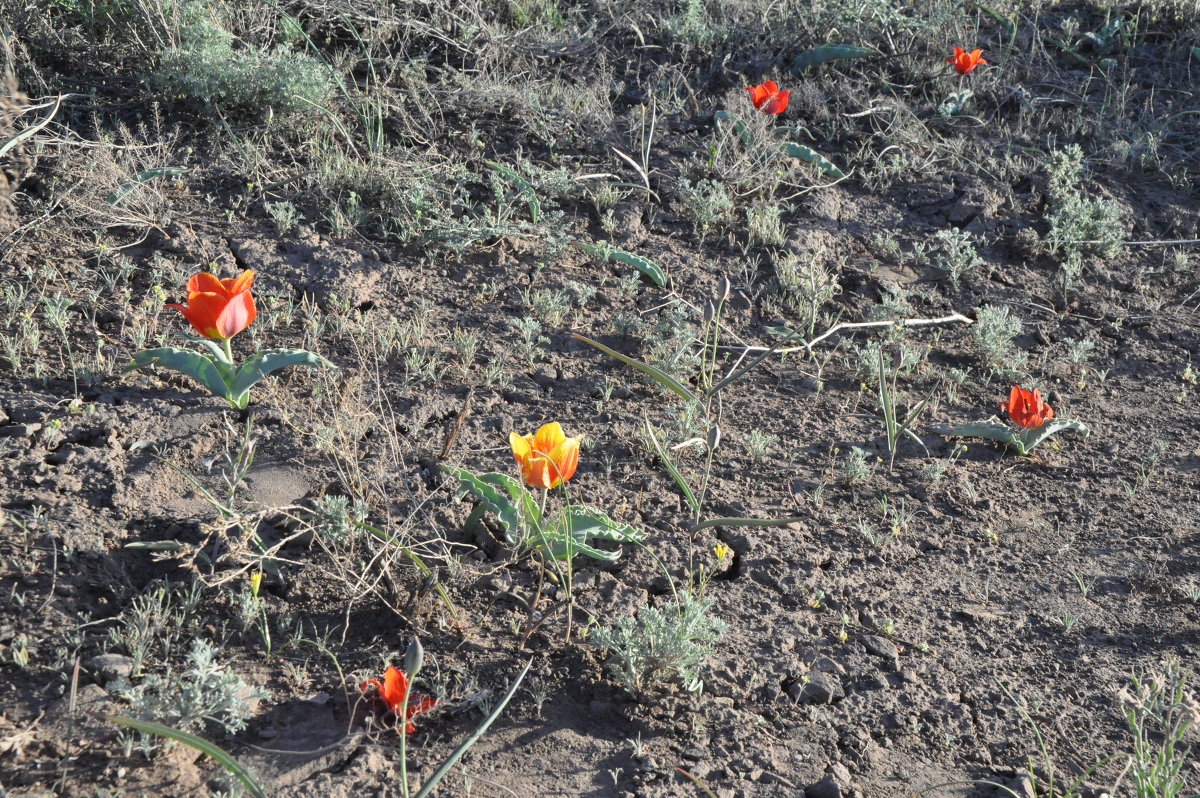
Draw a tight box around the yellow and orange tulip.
[509,422,580,489]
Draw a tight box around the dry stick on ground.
[714,313,974,378]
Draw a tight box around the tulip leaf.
[576,241,666,287]
[562,505,648,545]
[107,716,266,798]
[477,472,542,528]
[938,90,975,117]
[932,418,1088,456]
[486,161,540,223]
[126,347,232,400]
[1016,419,1090,454]
[571,333,702,405]
[107,166,188,206]
[782,142,846,178]
[443,466,527,546]
[791,44,875,72]
[713,110,754,148]
[229,348,337,397]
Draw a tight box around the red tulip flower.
[945,47,986,75]
[362,665,437,734]
[1001,385,1054,429]
[744,80,790,114]
[167,270,257,340]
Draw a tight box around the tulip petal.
[214,290,256,339]
[223,269,256,297]
[188,272,228,296]
[533,422,566,454]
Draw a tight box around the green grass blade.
[643,418,699,513]
[0,95,67,160]
[413,658,532,798]
[571,333,701,405]
[576,241,666,287]
[791,44,875,72]
[107,716,265,798]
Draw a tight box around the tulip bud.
[717,275,731,303]
[706,424,721,451]
[403,637,424,680]
[250,571,263,598]
[703,302,715,323]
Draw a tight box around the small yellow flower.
[714,542,730,562]
[250,571,263,598]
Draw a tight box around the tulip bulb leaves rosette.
[934,385,1088,456]
[443,423,646,562]
[126,270,335,408]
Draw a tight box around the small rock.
[806,774,843,798]
[0,423,42,437]
[87,653,135,683]
[788,672,845,705]
[860,635,898,659]
[681,747,705,761]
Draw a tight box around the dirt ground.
[1,1,1199,796]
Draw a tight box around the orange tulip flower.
[167,270,257,340]
[945,47,986,75]
[509,422,580,489]
[744,80,790,114]
[361,665,437,734]
[1001,385,1054,429]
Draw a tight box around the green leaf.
[1192,45,1200,60]
[126,347,232,400]
[571,333,702,405]
[229,348,336,397]
[107,167,188,206]
[412,659,532,798]
[782,142,845,178]
[938,90,975,118]
[792,44,875,72]
[643,417,699,513]
[442,466,527,546]
[932,420,1021,445]
[478,472,542,528]
[576,241,666,287]
[486,161,540,223]
[562,505,648,545]
[107,716,265,798]
[714,110,754,148]
[1016,419,1089,453]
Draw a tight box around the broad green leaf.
[229,348,336,397]
[478,472,542,527]
[486,161,540,223]
[107,167,188,206]
[124,541,187,553]
[546,537,621,562]
[576,241,666,287]
[108,716,265,798]
[792,44,875,72]
[938,90,974,117]
[714,110,754,148]
[1016,419,1089,453]
[562,505,648,545]
[126,347,232,400]
[442,467,526,546]
[571,333,701,405]
[932,420,1020,447]
[782,142,845,178]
